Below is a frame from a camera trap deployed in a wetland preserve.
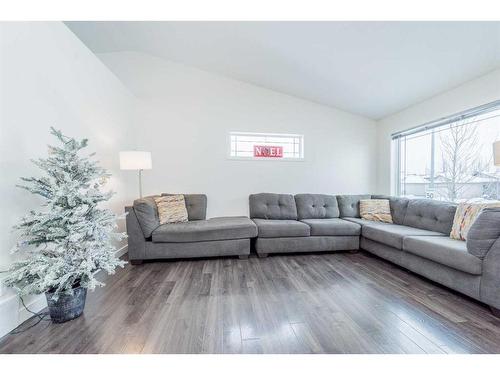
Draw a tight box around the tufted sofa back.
[295,194,339,220]
[371,195,410,225]
[249,193,298,220]
[402,198,456,234]
[336,195,372,217]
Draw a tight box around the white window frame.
[227,131,305,161]
[391,100,500,197]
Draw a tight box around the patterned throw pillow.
[360,199,393,223]
[154,195,189,224]
[450,202,500,241]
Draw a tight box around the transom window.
[392,101,500,202]
[229,132,304,160]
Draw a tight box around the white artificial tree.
[3,128,126,299]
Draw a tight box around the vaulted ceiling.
[66,21,500,119]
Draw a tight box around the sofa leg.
[130,259,143,265]
[238,255,249,260]
[257,253,268,258]
[490,306,500,318]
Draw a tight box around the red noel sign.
[253,145,283,158]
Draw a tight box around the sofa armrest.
[133,196,160,238]
[467,208,500,309]
[125,206,147,261]
[467,208,500,259]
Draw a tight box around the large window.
[229,132,304,160]
[393,101,500,202]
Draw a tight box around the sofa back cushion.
[294,194,339,220]
[337,194,371,217]
[161,193,207,221]
[467,208,500,259]
[133,195,161,238]
[403,199,456,234]
[249,193,298,220]
[371,195,409,225]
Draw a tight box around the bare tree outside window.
[437,119,489,202]
[395,106,500,202]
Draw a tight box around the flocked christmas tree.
[3,128,126,299]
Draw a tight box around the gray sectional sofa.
[126,194,257,263]
[125,192,500,316]
[249,193,500,316]
[356,199,500,317]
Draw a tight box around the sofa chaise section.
[126,194,257,263]
[152,216,256,243]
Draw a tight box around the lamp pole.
[139,169,143,198]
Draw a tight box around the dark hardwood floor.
[2,251,500,354]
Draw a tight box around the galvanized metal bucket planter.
[45,286,87,323]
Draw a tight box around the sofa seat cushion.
[300,218,360,236]
[152,216,257,243]
[403,236,482,275]
[342,217,370,226]
[253,219,310,238]
[361,221,445,249]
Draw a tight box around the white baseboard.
[0,245,128,338]
[115,244,129,259]
[0,293,19,338]
[17,294,47,325]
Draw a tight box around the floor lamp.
[119,151,152,198]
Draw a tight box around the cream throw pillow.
[154,194,188,224]
[450,201,500,241]
[360,199,393,223]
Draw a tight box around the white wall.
[0,22,137,336]
[376,68,500,194]
[0,25,380,337]
[98,51,378,218]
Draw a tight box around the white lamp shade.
[119,151,152,170]
[494,141,500,167]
